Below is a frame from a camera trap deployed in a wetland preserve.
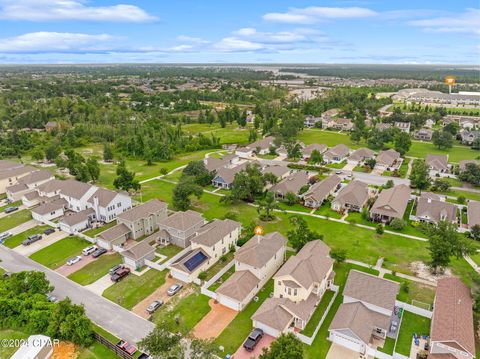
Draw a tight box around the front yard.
[102,268,167,309]
[68,253,122,285]
[0,210,32,233]
[395,311,431,356]
[2,225,50,248]
[29,236,91,269]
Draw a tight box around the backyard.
[395,311,431,356]
[84,222,117,237]
[68,253,122,285]
[29,236,92,269]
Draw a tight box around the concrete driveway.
[8,219,39,236]
[85,273,115,295]
[343,163,356,172]
[326,344,362,359]
[0,205,27,219]
[14,230,68,256]
[233,333,275,359]
[192,299,237,339]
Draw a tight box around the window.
[294,289,297,296]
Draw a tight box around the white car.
[0,232,12,241]
[82,245,97,256]
[66,256,82,266]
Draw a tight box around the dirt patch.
[51,341,78,359]
[192,299,238,339]
[409,261,452,283]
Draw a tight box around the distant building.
[414,128,433,141]
[394,121,411,133]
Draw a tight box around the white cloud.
[408,8,480,35]
[214,37,264,52]
[0,32,117,53]
[0,0,156,22]
[263,6,377,24]
[176,35,209,44]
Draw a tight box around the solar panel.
[184,251,208,272]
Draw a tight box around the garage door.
[329,332,364,353]
[254,322,280,338]
[218,295,240,311]
[170,269,191,283]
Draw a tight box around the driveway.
[233,333,275,359]
[56,254,98,276]
[132,274,186,319]
[14,230,68,256]
[326,344,362,359]
[0,205,27,219]
[192,299,237,339]
[8,219,39,236]
[85,273,115,295]
[0,245,154,343]
[343,163,356,172]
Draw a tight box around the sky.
[0,0,478,64]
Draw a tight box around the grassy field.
[68,253,122,285]
[0,329,28,359]
[84,222,117,237]
[0,210,32,233]
[2,225,50,248]
[383,273,436,306]
[181,123,251,145]
[0,201,21,212]
[156,244,183,258]
[395,311,431,356]
[102,268,167,309]
[29,236,91,269]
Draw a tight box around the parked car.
[109,264,125,275]
[66,256,82,266]
[82,245,97,256]
[335,170,342,175]
[146,300,164,314]
[111,268,130,282]
[46,294,58,303]
[22,234,42,246]
[167,283,183,296]
[92,248,107,258]
[44,228,56,235]
[116,340,137,355]
[2,272,11,278]
[4,206,18,214]
[243,328,264,352]
[0,232,12,242]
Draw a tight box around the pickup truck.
[243,328,263,352]
[111,268,130,282]
[22,234,42,246]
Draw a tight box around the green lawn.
[470,252,480,266]
[302,290,335,337]
[378,337,396,355]
[0,329,29,359]
[156,244,183,258]
[84,222,117,237]
[2,225,50,248]
[434,188,480,202]
[68,253,122,285]
[102,268,167,309]
[208,265,235,291]
[383,273,436,306]
[0,267,4,275]
[315,203,343,219]
[395,311,431,356]
[278,202,312,213]
[77,341,119,359]
[182,123,251,145]
[0,210,32,233]
[202,252,234,281]
[0,200,21,212]
[29,236,91,269]
[326,161,346,169]
[153,289,211,335]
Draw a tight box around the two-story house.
[216,232,287,311]
[169,219,241,282]
[157,210,205,248]
[251,240,334,337]
[5,170,54,201]
[117,199,167,239]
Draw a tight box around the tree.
[45,143,61,162]
[459,163,480,186]
[172,176,203,211]
[256,192,281,221]
[330,248,347,263]
[409,160,431,192]
[263,172,278,185]
[443,122,459,136]
[471,225,480,241]
[86,157,100,182]
[113,159,140,192]
[103,143,114,162]
[182,161,214,186]
[432,178,451,192]
[432,130,453,150]
[376,223,384,234]
[365,158,376,170]
[190,338,217,359]
[384,179,394,189]
[308,149,323,165]
[31,148,44,162]
[286,142,302,160]
[139,321,182,358]
[259,333,303,359]
[287,216,322,251]
[283,191,297,206]
[230,163,266,202]
[394,132,411,155]
[427,220,475,273]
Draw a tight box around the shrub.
[390,218,406,231]
[198,271,207,281]
[376,224,384,235]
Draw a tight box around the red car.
[111,267,130,282]
[117,340,137,355]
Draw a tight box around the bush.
[198,271,207,281]
[376,224,384,235]
[159,167,168,175]
[390,218,406,231]
[457,195,466,204]
[330,248,347,263]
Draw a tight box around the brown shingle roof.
[376,149,400,167]
[370,184,411,220]
[216,270,261,302]
[117,199,167,222]
[122,240,156,261]
[270,171,309,196]
[416,196,457,223]
[247,136,275,150]
[348,148,375,162]
[426,154,449,172]
[235,232,287,268]
[158,210,204,231]
[431,277,475,356]
[214,162,248,185]
[59,180,93,200]
[333,180,369,208]
[15,170,53,186]
[343,270,399,310]
[262,165,290,178]
[302,143,328,156]
[468,201,480,228]
[60,208,94,226]
[324,144,350,159]
[97,223,131,242]
[191,219,241,247]
[303,174,341,203]
[31,198,67,215]
[0,165,36,180]
[459,160,480,172]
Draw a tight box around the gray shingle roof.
[303,174,341,203]
[235,232,287,268]
[97,223,131,242]
[158,210,204,231]
[333,180,369,208]
[122,240,156,261]
[370,184,411,219]
[216,270,261,301]
[191,219,241,247]
[117,199,167,222]
[270,171,309,196]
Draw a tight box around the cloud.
[0,32,117,53]
[408,8,480,35]
[0,0,156,22]
[263,6,377,24]
[176,35,209,44]
[214,37,264,52]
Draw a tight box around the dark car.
[116,340,137,355]
[44,228,56,235]
[22,234,42,246]
[92,248,107,258]
[146,300,164,314]
[109,264,125,275]
[243,328,263,352]
[111,268,130,282]
[4,206,18,214]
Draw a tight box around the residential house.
[429,277,476,359]
[333,118,354,131]
[376,123,392,132]
[117,199,168,240]
[414,128,433,141]
[415,193,457,224]
[370,184,411,223]
[331,181,369,212]
[96,223,132,250]
[212,162,248,189]
[304,115,322,128]
[302,143,328,161]
[170,219,241,282]
[251,240,334,337]
[328,271,400,356]
[394,121,411,133]
[375,149,401,171]
[425,154,449,175]
[261,165,291,181]
[204,154,240,172]
[157,210,205,248]
[324,144,350,163]
[303,174,341,209]
[236,136,275,157]
[6,170,54,201]
[269,171,310,198]
[59,208,95,234]
[44,121,58,132]
[216,232,287,311]
[31,198,68,222]
[347,148,375,165]
[87,187,132,223]
[468,201,480,229]
[0,161,37,194]
[459,160,480,172]
[461,131,480,145]
[122,240,156,269]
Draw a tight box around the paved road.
[0,245,154,344]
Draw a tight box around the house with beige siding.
[117,199,167,240]
[331,181,370,212]
[269,171,310,198]
[0,160,37,194]
[6,170,54,201]
[157,210,205,248]
[370,184,411,223]
[303,174,341,209]
[468,201,480,229]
